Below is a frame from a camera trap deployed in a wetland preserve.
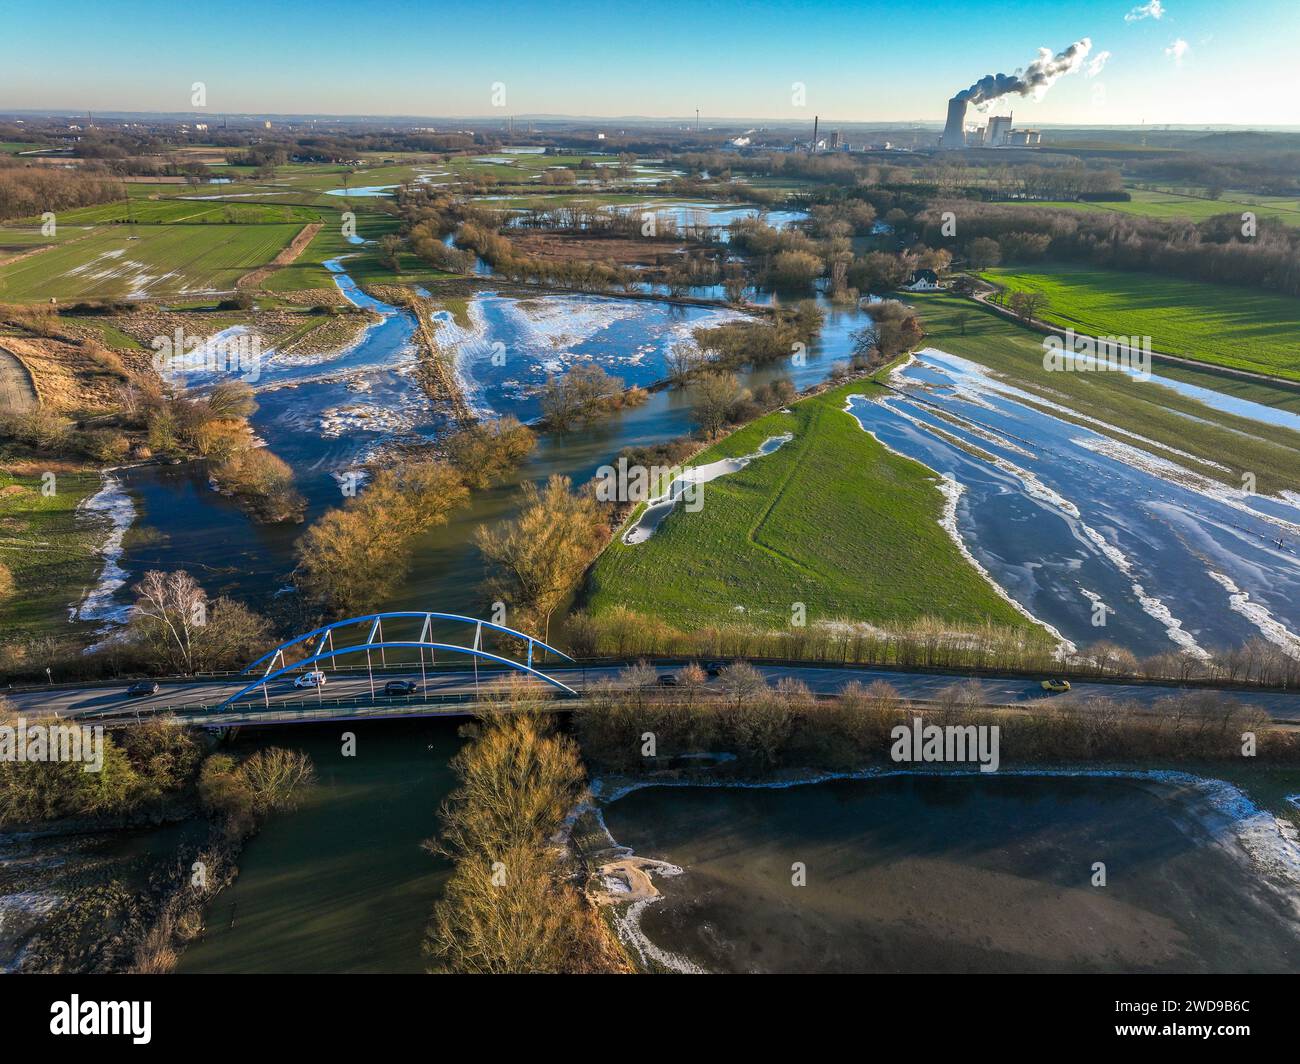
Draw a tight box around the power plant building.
[939,100,1043,149]
[983,114,1014,146]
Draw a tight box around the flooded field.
[846,350,1300,657]
[599,772,1300,974]
[90,268,868,622]
[446,289,744,421]
[80,258,1300,660]
[1,819,206,973]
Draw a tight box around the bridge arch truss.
[220,611,576,709]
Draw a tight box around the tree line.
[921,201,1300,298]
[0,163,126,221]
[574,662,1294,775]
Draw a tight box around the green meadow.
[0,223,303,300]
[1007,187,1300,226]
[0,471,105,640]
[586,378,1034,633]
[980,263,1300,382]
[26,197,321,225]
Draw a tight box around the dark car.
[126,681,159,698]
[383,679,419,696]
[656,673,679,687]
[705,661,728,678]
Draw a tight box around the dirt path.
[236,222,323,289]
[0,345,38,413]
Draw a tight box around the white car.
[293,671,327,689]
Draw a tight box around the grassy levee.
[907,291,1300,498]
[586,377,1035,633]
[980,263,1300,382]
[0,471,105,640]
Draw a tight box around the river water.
[97,261,870,617]
[178,719,462,974]
[598,772,1300,973]
[86,269,1300,659]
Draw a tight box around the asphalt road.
[8,662,1300,724]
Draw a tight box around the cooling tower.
[939,97,968,149]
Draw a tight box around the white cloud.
[1125,0,1165,21]
[1165,38,1190,62]
[1086,51,1112,77]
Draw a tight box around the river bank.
[589,765,1300,974]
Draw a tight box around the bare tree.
[689,371,740,439]
[474,476,607,642]
[128,570,209,674]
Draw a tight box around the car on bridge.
[1041,678,1072,694]
[383,679,420,696]
[293,671,328,689]
[705,661,729,678]
[126,681,159,698]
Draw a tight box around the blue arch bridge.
[219,611,579,710]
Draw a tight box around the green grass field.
[904,292,1300,497]
[22,197,321,226]
[586,378,1035,633]
[1003,187,1300,227]
[980,263,1300,382]
[0,223,302,300]
[259,209,458,290]
[1008,186,1300,226]
[0,472,105,641]
[0,224,100,254]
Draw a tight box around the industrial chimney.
[939,97,968,149]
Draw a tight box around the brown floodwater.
[600,773,1300,973]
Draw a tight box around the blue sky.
[2,0,1296,125]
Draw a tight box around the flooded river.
[99,266,869,618]
[846,350,1300,658]
[599,772,1300,973]
[179,719,462,974]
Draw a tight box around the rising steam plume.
[954,37,1094,107]
[939,38,1094,149]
